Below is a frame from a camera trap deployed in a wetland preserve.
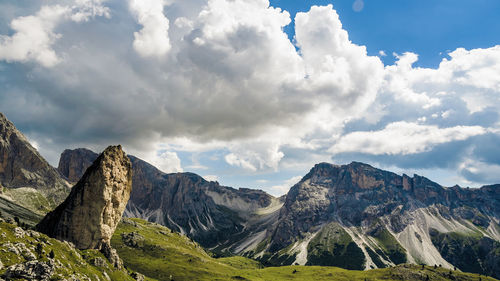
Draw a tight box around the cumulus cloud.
[295,5,384,112]
[459,159,500,184]
[0,5,69,67]
[330,122,486,155]
[129,0,171,57]
[1,0,500,190]
[146,151,183,173]
[0,0,110,67]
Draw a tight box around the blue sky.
[271,0,500,67]
[1,0,500,196]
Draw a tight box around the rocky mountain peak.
[36,145,132,253]
[58,148,98,182]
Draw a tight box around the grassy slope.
[112,218,498,281]
[0,221,134,280]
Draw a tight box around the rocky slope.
[36,145,132,256]
[0,113,70,210]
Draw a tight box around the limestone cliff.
[36,145,132,251]
[58,148,98,183]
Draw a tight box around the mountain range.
[1,112,499,278]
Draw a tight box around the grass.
[0,221,134,280]
[112,218,499,281]
[1,216,497,281]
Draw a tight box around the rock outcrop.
[36,145,132,252]
[0,113,69,206]
[58,148,98,183]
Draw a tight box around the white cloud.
[128,144,183,173]
[225,153,257,171]
[129,0,171,57]
[0,0,110,67]
[459,158,500,184]
[295,5,384,113]
[153,151,183,173]
[2,1,500,188]
[330,122,486,155]
[0,5,69,67]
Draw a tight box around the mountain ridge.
[2,112,499,278]
[0,113,70,211]
[56,148,500,278]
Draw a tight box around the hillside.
[111,218,498,281]
[0,219,136,280]
[1,214,497,280]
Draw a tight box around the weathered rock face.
[36,145,132,250]
[271,162,500,251]
[58,148,98,183]
[0,113,69,205]
[126,156,279,248]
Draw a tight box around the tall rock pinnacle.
[36,145,132,250]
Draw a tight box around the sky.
[1,0,500,196]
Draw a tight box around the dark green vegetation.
[365,246,387,268]
[430,228,500,278]
[370,226,407,265]
[306,223,365,269]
